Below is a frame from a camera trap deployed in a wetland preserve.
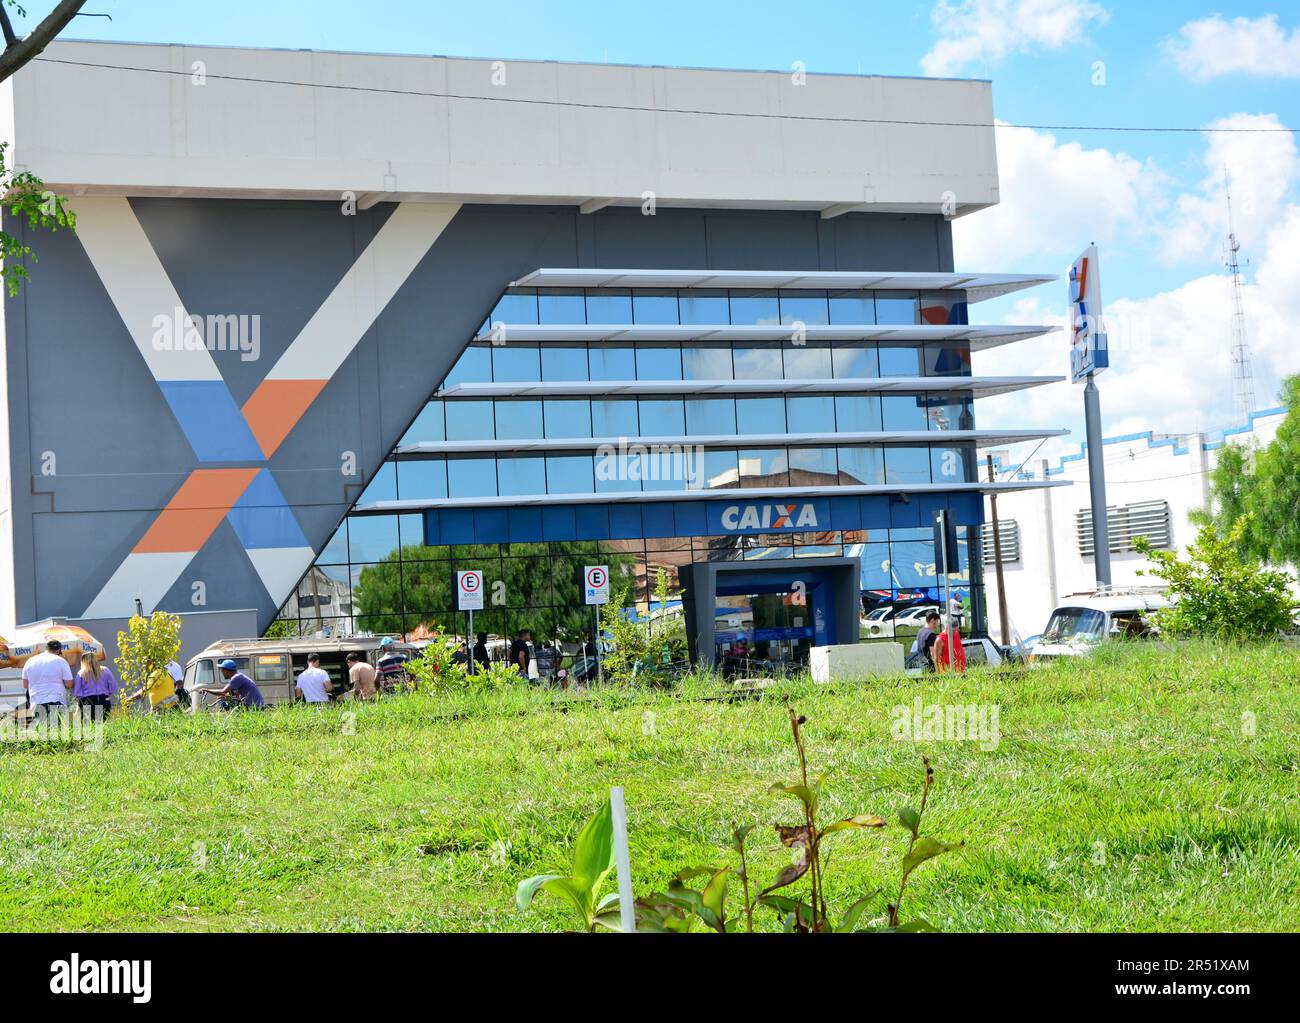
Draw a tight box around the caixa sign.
[709,500,828,534]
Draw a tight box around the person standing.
[376,637,409,693]
[21,640,73,724]
[932,617,968,673]
[198,659,266,709]
[73,652,118,720]
[472,632,490,673]
[913,611,942,671]
[294,653,333,704]
[510,629,533,679]
[346,652,378,701]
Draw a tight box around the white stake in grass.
[610,786,635,933]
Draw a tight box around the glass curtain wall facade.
[276,285,992,643]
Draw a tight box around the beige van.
[184,637,414,709]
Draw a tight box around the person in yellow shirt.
[121,665,178,714]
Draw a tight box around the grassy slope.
[0,641,1296,932]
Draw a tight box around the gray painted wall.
[4,201,953,630]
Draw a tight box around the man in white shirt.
[22,640,74,723]
[294,653,333,704]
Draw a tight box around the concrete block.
[810,643,904,683]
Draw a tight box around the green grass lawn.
[1,640,1297,932]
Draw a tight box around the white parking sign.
[457,569,484,610]
[584,565,610,605]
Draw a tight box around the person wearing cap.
[375,637,408,694]
[21,639,74,724]
[198,659,266,709]
[346,652,378,701]
[294,653,333,704]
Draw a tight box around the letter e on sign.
[584,565,610,605]
[457,570,485,611]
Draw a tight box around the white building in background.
[981,406,1286,641]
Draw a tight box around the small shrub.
[1135,516,1294,640]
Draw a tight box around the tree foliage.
[1196,375,1300,568]
[115,612,183,695]
[1,140,76,296]
[1134,517,1294,640]
[0,2,87,85]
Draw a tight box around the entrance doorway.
[680,557,861,668]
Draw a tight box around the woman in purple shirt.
[74,652,118,720]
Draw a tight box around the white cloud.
[921,0,1109,77]
[953,121,1163,269]
[1155,113,1300,264]
[964,123,1300,464]
[1164,14,1300,81]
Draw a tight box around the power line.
[32,56,1300,134]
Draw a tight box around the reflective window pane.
[832,343,879,379]
[779,291,829,326]
[400,401,445,445]
[491,290,538,325]
[686,397,737,435]
[592,399,639,437]
[359,461,397,503]
[834,395,883,433]
[882,395,929,431]
[317,521,349,565]
[541,345,589,381]
[875,292,919,325]
[537,289,586,324]
[347,514,400,562]
[729,290,780,326]
[783,343,832,379]
[878,345,922,377]
[884,446,932,485]
[546,455,595,494]
[733,344,784,380]
[589,344,636,381]
[790,447,837,485]
[837,447,884,486]
[444,400,496,441]
[678,290,729,325]
[497,456,547,497]
[638,398,685,436]
[492,344,541,382]
[635,344,683,380]
[925,394,975,432]
[396,457,447,501]
[682,345,733,380]
[786,395,835,433]
[931,445,975,484]
[494,400,543,440]
[701,449,739,489]
[920,291,968,327]
[829,290,875,325]
[444,345,491,388]
[543,399,592,439]
[738,448,788,487]
[924,344,972,377]
[448,457,498,498]
[737,396,785,434]
[585,289,632,324]
[632,290,679,324]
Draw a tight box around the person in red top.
[932,618,967,673]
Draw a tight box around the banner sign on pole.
[456,569,484,611]
[584,565,610,605]
[1069,244,1109,383]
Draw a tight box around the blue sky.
[20,0,1300,452]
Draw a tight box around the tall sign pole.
[985,455,1011,645]
[1069,244,1112,587]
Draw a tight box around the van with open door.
[184,636,415,710]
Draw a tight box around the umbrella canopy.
[0,623,104,669]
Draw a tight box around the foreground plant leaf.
[900,836,965,882]
[820,814,888,838]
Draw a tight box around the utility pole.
[985,455,1011,645]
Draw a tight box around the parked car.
[861,604,939,639]
[1029,591,1168,664]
